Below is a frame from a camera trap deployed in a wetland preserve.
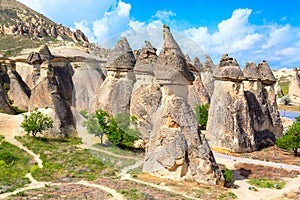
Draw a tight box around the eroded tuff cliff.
[0,0,88,43]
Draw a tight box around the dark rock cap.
[203,54,215,72]
[213,54,245,82]
[193,57,203,73]
[26,52,42,65]
[243,62,260,81]
[134,40,157,75]
[106,37,136,71]
[39,45,54,61]
[157,25,194,82]
[257,60,276,84]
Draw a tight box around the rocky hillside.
[0,0,89,55]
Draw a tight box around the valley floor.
[0,113,299,200]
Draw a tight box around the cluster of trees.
[80,110,141,149]
[194,104,209,130]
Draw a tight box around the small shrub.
[222,168,233,187]
[11,105,26,114]
[2,83,10,90]
[280,95,291,105]
[194,104,209,130]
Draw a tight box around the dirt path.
[214,153,300,200]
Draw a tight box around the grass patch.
[279,81,289,96]
[118,188,144,200]
[247,178,286,189]
[16,136,108,182]
[89,149,137,171]
[0,141,32,193]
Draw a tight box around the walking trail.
[1,113,300,200]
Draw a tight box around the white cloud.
[154,10,176,21]
[262,24,292,48]
[92,1,131,43]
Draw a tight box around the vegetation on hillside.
[0,137,32,193]
[16,136,108,182]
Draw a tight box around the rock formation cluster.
[1,23,283,184]
[206,55,282,152]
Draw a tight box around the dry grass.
[272,186,300,200]
[214,145,300,166]
[234,163,299,179]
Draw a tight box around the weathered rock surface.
[288,70,300,104]
[92,37,135,115]
[6,60,31,111]
[0,0,89,43]
[29,61,77,138]
[207,56,282,152]
[275,81,283,97]
[131,83,224,185]
[200,55,215,98]
[156,25,194,84]
[0,59,15,114]
[72,65,105,111]
[206,70,255,152]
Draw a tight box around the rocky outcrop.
[275,82,283,97]
[243,62,282,149]
[288,69,300,104]
[206,54,256,152]
[72,65,105,111]
[156,25,194,85]
[133,40,157,91]
[0,0,89,43]
[92,37,135,115]
[29,60,77,138]
[206,56,282,152]
[200,55,215,98]
[130,83,224,185]
[0,57,15,114]
[6,60,31,111]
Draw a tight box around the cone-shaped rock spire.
[106,37,136,71]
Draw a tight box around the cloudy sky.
[18,0,300,69]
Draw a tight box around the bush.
[280,95,291,105]
[277,116,300,156]
[194,104,209,130]
[11,105,26,114]
[94,110,141,149]
[20,109,53,137]
[82,112,103,143]
[222,168,233,186]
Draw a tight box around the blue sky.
[18,0,300,69]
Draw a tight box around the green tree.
[82,113,104,144]
[194,104,209,130]
[20,109,53,137]
[277,116,300,156]
[94,110,140,149]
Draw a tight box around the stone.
[39,45,54,61]
[257,60,276,85]
[274,82,283,97]
[131,83,224,185]
[200,55,215,98]
[243,62,259,81]
[288,70,300,104]
[213,54,244,82]
[92,37,136,115]
[106,37,136,71]
[156,25,194,84]
[29,61,77,138]
[26,52,42,65]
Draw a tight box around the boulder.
[130,83,224,185]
